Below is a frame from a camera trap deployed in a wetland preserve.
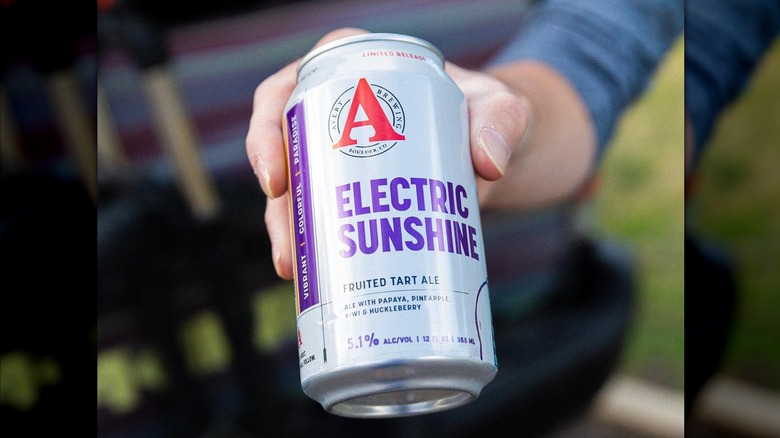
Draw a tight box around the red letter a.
[333,78,405,149]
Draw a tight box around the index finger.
[246,61,299,199]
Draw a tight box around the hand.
[246,28,595,279]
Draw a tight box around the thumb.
[469,89,533,181]
[446,63,533,181]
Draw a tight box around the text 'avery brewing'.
[283,33,496,418]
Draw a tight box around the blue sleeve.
[486,0,683,161]
[685,0,780,167]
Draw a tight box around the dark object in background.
[96,172,295,437]
[0,172,94,435]
[1,2,94,75]
[2,3,97,432]
[684,236,737,416]
[97,170,636,437]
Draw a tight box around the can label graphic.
[283,33,496,418]
[287,101,320,315]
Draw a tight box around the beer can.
[282,33,496,418]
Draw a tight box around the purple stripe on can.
[286,100,319,313]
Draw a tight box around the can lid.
[297,33,445,78]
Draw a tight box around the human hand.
[246,28,594,279]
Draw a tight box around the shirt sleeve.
[685,0,780,167]
[486,0,684,161]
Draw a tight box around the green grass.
[592,37,685,389]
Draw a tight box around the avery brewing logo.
[329,78,406,157]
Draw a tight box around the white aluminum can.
[282,33,496,418]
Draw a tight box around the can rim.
[296,33,445,79]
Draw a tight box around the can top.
[296,33,445,78]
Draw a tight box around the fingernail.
[254,156,275,199]
[479,127,510,176]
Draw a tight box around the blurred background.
[683,35,780,436]
[1,0,777,437]
[2,0,97,435]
